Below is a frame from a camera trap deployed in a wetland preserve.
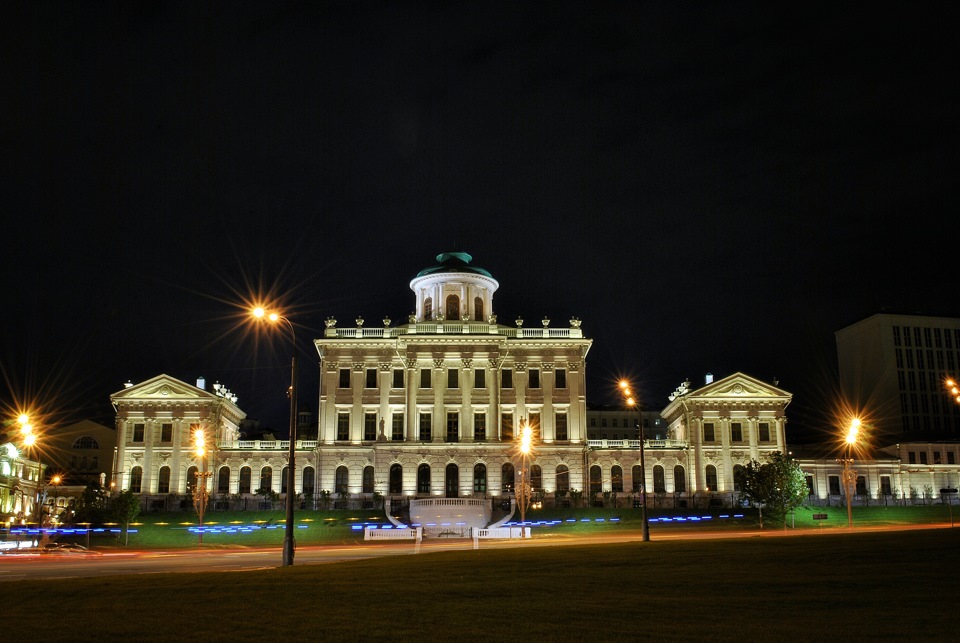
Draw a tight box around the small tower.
[408,252,499,323]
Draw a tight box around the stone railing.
[323,321,584,339]
[221,440,318,451]
[587,439,687,450]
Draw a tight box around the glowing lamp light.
[520,424,532,454]
[846,418,861,445]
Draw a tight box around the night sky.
[3,3,957,443]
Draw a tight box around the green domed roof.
[415,252,494,278]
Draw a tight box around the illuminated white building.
[314,252,593,525]
[105,254,959,523]
[0,442,44,525]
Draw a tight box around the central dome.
[409,252,499,323]
[415,251,494,278]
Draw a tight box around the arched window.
[653,465,665,493]
[474,296,484,321]
[445,294,460,320]
[130,466,143,493]
[302,467,315,495]
[72,436,98,449]
[335,466,349,494]
[389,463,402,494]
[733,464,744,492]
[362,466,375,494]
[632,465,643,492]
[157,466,171,494]
[239,466,252,494]
[473,463,487,493]
[186,466,198,495]
[530,464,542,491]
[281,466,289,494]
[611,465,623,492]
[501,462,515,493]
[705,465,718,492]
[445,463,459,497]
[424,297,433,321]
[260,466,273,493]
[417,463,431,494]
[555,465,569,492]
[217,466,230,494]
[674,465,686,493]
[589,465,602,495]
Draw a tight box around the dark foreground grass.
[7,527,959,641]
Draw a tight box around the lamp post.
[16,414,45,530]
[619,380,650,542]
[516,419,533,538]
[193,428,212,544]
[840,418,860,529]
[252,307,298,566]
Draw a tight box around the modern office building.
[836,313,960,438]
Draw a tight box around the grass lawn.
[6,525,959,640]
[74,502,956,549]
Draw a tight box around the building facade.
[104,256,960,522]
[314,252,593,507]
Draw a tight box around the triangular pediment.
[110,374,213,403]
[691,372,790,401]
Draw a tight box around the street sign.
[812,513,828,520]
[941,488,958,494]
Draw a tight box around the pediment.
[110,374,212,403]
[691,372,790,401]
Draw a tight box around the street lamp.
[840,417,860,529]
[252,306,298,566]
[193,428,212,544]
[515,419,533,537]
[16,414,45,529]
[619,380,650,542]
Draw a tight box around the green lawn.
[6,527,958,640]
[51,502,957,549]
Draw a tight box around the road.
[1,522,952,582]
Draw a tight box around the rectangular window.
[949,452,956,465]
[920,452,928,464]
[881,476,892,495]
[392,413,404,441]
[555,368,567,389]
[364,413,377,441]
[703,423,715,442]
[528,413,541,441]
[160,423,173,442]
[447,368,459,388]
[339,368,351,388]
[555,414,568,441]
[829,476,841,495]
[805,476,814,495]
[730,423,743,442]
[365,368,377,389]
[419,412,432,441]
[420,369,432,389]
[474,413,486,441]
[337,413,350,441]
[759,423,771,442]
[529,368,541,389]
[474,368,486,389]
[132,423,144,443]
[501,413,514,440]
[446,412,459,442]
[392,369,404,389]
[502,369,513,389]
[908,451,916,464]
[934,452,942,464]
